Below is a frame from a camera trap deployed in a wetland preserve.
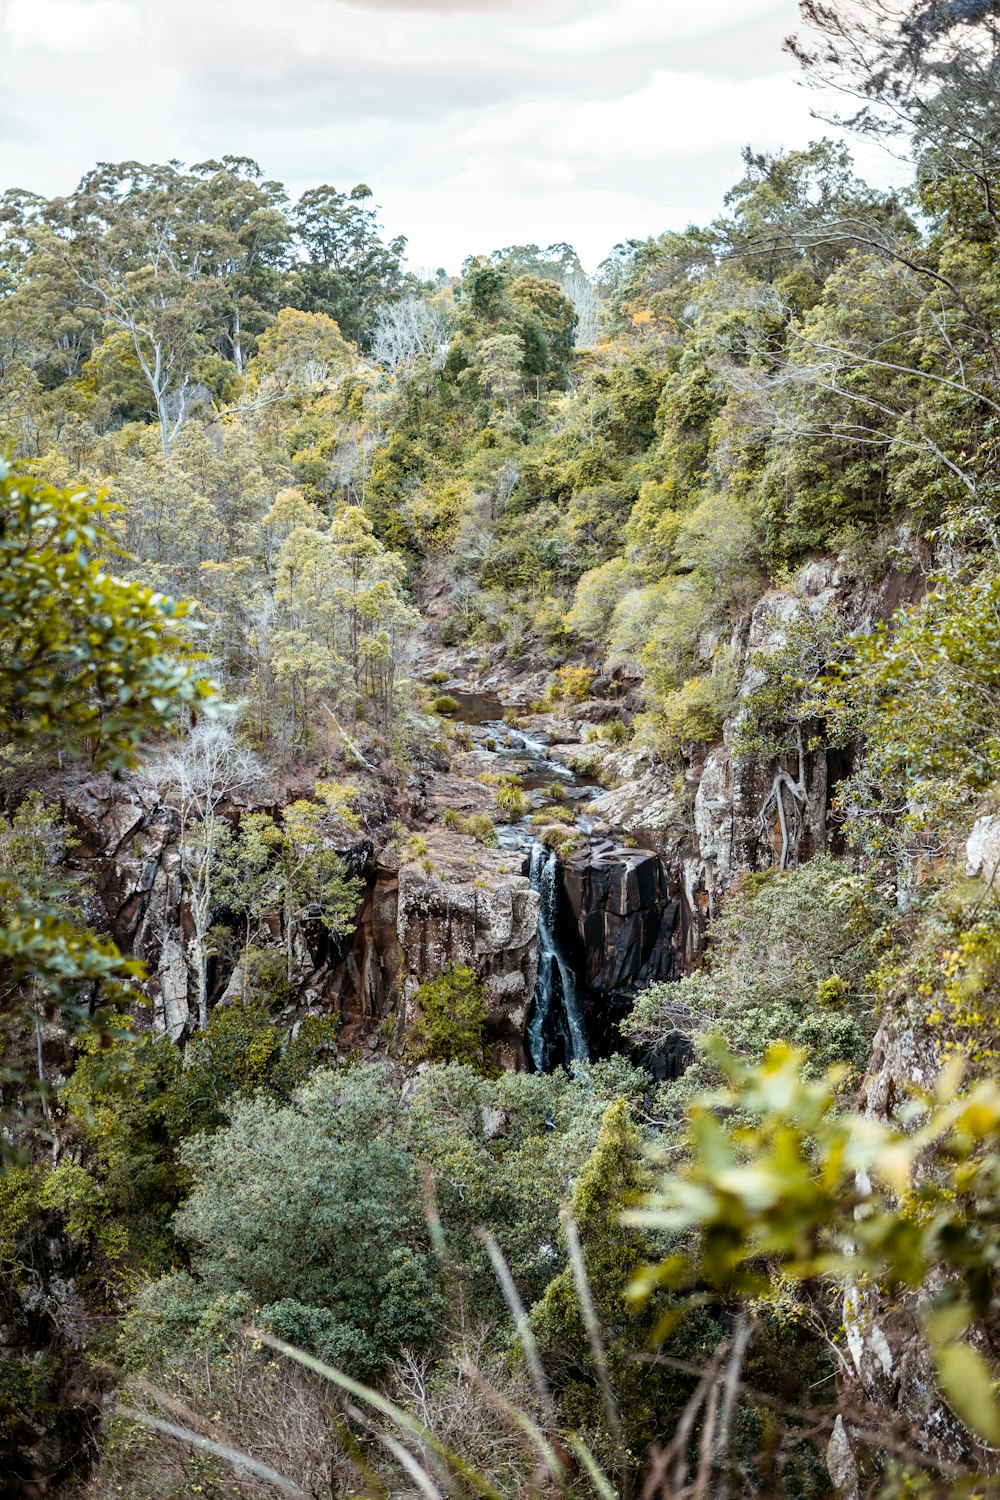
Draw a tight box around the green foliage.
[37,1160,127,1261]
[633,1040,1000,1447]
[293,182,407,352]
[0,461,211,1151]
[494,773,529,818]
[408,966,494,1075]
[530,1099,676,1464]
[819,564,1000,860]
[625,856,885,1087]
[636,661,737,760]
[0,461,208,756]
[219,789,364,982]
[172,1065,442,1377]
[441,809,498,845]
[61,1028,184,1269]
[167,1003,281,1137]
[404,1058,651,1314]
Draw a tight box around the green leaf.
[933,1342,1000,1445]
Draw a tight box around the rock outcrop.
[533,839,685,1058]
[825,812,1000,1486]
[588,550,926,960]
[49,771,540,1066]
[395,851,540,1068]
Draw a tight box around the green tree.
[530,1098,664,1472]
[191,156,292,376]
[408,966,493,1074]
[216,786,363,984]
[293,184,407,352]
[172,1064,441,1376]
[0,460,212,1143]
[39,162,221,459]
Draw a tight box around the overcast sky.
[0,0,906,273]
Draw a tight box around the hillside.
[3,4,1000,1496]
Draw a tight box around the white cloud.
[0,0,908,270]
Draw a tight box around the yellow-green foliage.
[441,810,498,846]
[169,1004,281,1137]
[537,823,582,859]
[38,1162,128,1262]
[546,664,594,705]
[494,775,528,818]
[530,1099,676,1465]
[632,1040,1000,1448]
[635,666,736,759]
[0,1168,39,1286]
[408,967,495,1075]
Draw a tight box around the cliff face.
[49,549,926,1069]
[588,551,926,960]
[53,776,542,1067]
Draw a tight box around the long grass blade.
[565,1432,620,1500]
[347,1401,446,1500]
[476,1229,557,1429]
[457,1352,569,1488]
[564,1213,630,1500]
[117,1403,311,1499]
[249,1328,506,1500]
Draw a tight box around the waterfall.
[525,843,589,1072]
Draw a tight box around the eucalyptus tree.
[40,161,218,460]
[152,716,266,1030]
[293,183,407,353]
[190,156,292,376]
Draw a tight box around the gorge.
[5,19,1000,1488]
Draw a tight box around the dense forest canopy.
[3,0,1000,1496]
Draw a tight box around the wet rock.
[555,842,687,1050]
[634,1029,695,1082]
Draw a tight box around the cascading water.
[525,843,589,1072]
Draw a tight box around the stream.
[445,689,601,850]
[443,688,602,1071]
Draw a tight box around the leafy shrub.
[546,664,594,704]
[269,1015,341,1100]
[441,810,498,845]
[538,824,582,859]
[407,966,495,1075]
[636,660,737,757]
[404,834,435,874]
[465,812,498,846]
[172,1066,442,1379]
[600,716,630,745]
[625,857,885,1084]
[495,775,528,817]
[167,1003,281,1138]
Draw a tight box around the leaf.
[932,1342,1000,1445]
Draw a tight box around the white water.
[525,843,589,1072]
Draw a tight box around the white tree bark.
[152,716,265,1029]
